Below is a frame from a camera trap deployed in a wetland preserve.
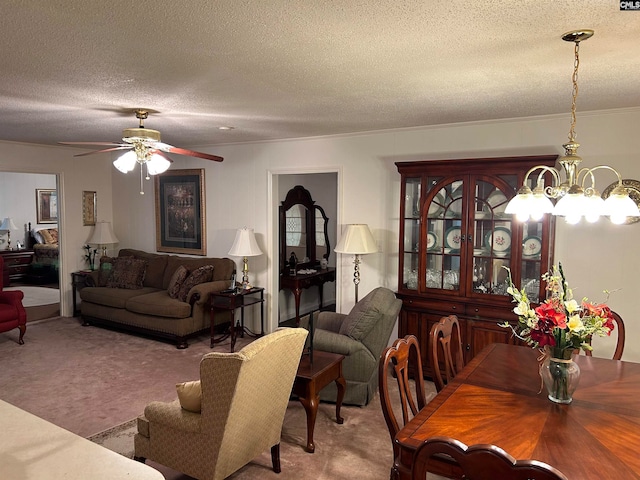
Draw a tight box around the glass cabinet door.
[424,178,463,293]
[470,178,518,299]
[402,177,421,290]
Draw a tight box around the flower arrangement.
[501,263,616,403]
[500,263,615,358]
[83,244,98,270]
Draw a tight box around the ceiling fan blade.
[59,141,125,147]
[73,146,132,157]
[161,145,224,162]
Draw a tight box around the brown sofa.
[79,249,235,348]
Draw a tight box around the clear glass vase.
[541,347,581,404]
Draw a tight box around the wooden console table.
[280,268,335,326]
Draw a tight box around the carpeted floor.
[0,316,439,479]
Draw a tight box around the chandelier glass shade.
[505,30,640,225]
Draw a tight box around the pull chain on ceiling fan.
[60,109,224,194]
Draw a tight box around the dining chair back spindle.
[429,315,464,392]
[378,335,427,460]
[411,436,569,480]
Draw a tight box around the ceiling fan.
[59,109,223,194]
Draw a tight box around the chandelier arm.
[579,165,624,191]
[524,165,561,189]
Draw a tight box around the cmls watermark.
[620,1,640,9]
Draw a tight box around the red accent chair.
[0,256,27,344]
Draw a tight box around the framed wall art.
[155,169,206,255]
[36,188,58,224]
[82,191,97,226]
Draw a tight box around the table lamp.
[0,217,18,250]
[334,224,378,303]
[228,227,263,289]
[87,221,119,256]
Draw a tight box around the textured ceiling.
[1,0,639,151]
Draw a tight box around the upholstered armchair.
[134,327,308,480]
[302,287,402,406]
[0,257,27,344]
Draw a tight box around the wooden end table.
[292,350,346,453]
[209,287,264,352]
[71,270,93,317]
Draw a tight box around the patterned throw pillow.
[106,257,147,289]
[167,265,189,299]
[40,228,59,245]
[177,265,214,302]
[98,256,116,287]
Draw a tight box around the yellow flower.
[564,299,579,314]
[567,314,584,333]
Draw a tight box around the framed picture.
[155,169,206,255]
[82,191,97,226]
[36,189,58,224]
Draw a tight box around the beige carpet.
[1,316,439,480]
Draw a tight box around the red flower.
[535,302,567,329]
[531,329,556,347]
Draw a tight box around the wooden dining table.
[394,343,640,480]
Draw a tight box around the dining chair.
[583,310,625,360]
[411,436,569,480]
[378,335,427,461]
[429,314,464,392]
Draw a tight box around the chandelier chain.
[568,40,580,142]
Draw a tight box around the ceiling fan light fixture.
[113,150,137,173]
[146,153,171,175]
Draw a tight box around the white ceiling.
[1,0,639,151]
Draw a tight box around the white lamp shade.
[113,151,137,173]
[146,153,171,175]
[334,224,377,254]
[0,217,18,231]
[228,228,263,257]
[87,221,119,245]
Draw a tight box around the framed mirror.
[280,185,330,273]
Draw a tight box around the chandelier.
[505,30,640,224]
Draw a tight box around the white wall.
[2,107,638,362]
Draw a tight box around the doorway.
[0,171,61,320]
[275,172,338,325]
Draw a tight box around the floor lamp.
[334,224,378,303]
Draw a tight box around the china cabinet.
[395,156,557,376]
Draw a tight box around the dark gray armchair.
[302,287,402,406]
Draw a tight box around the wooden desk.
[395,343,640,480]
[292,350,346,453]
[0,400,164,480]
[280,268,335,325]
